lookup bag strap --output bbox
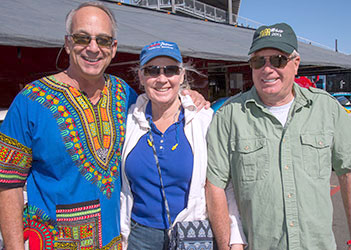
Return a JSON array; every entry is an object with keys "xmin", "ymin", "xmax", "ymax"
[{"xmin": 147, "ymin": 120, "xmax": 173, "ymax": 231}]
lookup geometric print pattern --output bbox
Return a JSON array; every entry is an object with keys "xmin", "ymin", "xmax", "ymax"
[
  {"xmin": 23, "ymin": 205, "xmax": 57, "ymax": 250},
  {"xmin": 55, "ymin": 200, "xmax": 102, "ymax": 249},
  {"xmin": 0, "ymin": 132, "xmax": 32, "ymax": 187},
  {"xmin": 23, "ymin": 203, "xmax": 122, "ymax": 250},
  {"xmin": 20, "ymin": 74, "xmax": 127, "ymax": 198}
]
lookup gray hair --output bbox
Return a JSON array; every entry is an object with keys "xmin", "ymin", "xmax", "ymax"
[
  {"xmin": 181, "ymin": 61, "xmax": 206, "ymax": 90},
  {"xmin": 290, "ymin": 49, "xmax": 300, "ymax": 58},
  {"xmin": 65, "ymin": 1, "xmax": 118, "ymax": 39}
]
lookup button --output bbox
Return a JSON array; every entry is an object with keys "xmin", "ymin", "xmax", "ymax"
[
  {"xmin": 285, "ymin": 165, "xmax": 289, "ymax": 170},
  {"xmin": 159, "ymin": 146, "xmax": 163, "ymax": 150},
  {"xmin": 245, "ymin": 146, "xmax": 249, "ymax": 150},
  {"xmin": 290, "ymin": 222, "xmax": 294, "ymax": 227},
  {"xmin": 283, "ymin": 138, "xmax": 286, "ymax": 142},
  {"xmin": 160, "ymin": 140, "xmax": 164, "ymax": 143},
  {"xmin": 319, "ymin": 141, "xmax": 323, "ymax": 146},
  {"xmin": 287, "ymin": 194, "xmax": 292, "ymax": 198}
]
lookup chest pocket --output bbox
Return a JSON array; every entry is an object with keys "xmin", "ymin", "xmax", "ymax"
[
  {"xmin": 300, "ymin": 133, "xmax": 332, "ymax": 178},
  {"xmin": 231, "ymin": 138, "xmax": 269, "ymax": 182}
]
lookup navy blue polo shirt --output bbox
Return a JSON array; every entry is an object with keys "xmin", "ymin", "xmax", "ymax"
[{"xmin": 125, "ymin": 101, "xmax": 194, "ymax": 229}]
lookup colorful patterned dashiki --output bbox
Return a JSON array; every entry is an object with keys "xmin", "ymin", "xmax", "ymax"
[{"xmin": 0, "ymin": 74, "xmax": 137, "ymax": 250}]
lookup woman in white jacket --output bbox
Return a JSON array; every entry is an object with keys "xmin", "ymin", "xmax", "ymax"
[{"xmin": 120, "ymin": 40, "xmax": 246, "ymax": 250}]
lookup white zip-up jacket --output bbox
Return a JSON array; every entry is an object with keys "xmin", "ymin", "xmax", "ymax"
[{"xmin": 120, "ymin": 93, "xmax": 246, "ymax": 249}]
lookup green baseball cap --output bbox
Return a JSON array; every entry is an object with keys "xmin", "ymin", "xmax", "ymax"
[{"xmin": 248, "ymin": 23, "xmax": 298, "ymax": 55}]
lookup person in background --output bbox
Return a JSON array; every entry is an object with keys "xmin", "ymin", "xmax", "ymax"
[
  {"xmin": 206, "ymin": 22, "xmax": 351, "ymax": 250},
  {"xmin": 0, "ymin": 3, "xmax": 208, "ymax": 249},
  {"xmin": 120, "ymin": 40, "xmax": 246, "ymax": 250}
]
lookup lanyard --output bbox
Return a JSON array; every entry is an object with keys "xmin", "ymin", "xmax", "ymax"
[{"xmin": 147, "ymin": 118, "xmax": 173, "ymax": 231}]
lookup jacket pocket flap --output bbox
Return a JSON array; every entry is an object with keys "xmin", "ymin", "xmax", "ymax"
[
  {"xmin": 300, "ymin": 134, "xmax": 331, "ymax": 148},
  {"xmin": 231, "ymin": 138, "xmax": 266, "ymax": 153}
]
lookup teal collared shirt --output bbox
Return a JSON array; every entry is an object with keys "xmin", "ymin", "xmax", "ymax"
[{"xmin": 207, "ymin": 83, "xmax": 351, "ymax": 250}]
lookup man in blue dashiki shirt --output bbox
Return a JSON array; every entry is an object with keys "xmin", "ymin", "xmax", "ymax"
[
  {"xmin": 0, "ymin": 2, "xmax": 136, "ymax": 249},
  {"xmin": 0, "ymin": 3, "xmax": 208, "ymax": 249}
]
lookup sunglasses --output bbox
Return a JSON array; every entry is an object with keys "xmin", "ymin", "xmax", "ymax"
[
  {"xmin": 68, "ymin": 33, "xmax": 114, "ymax": 47},
  {"xmin": 141, "ymin": 65, "xmax": 182, "ymax": 77},
  {"xmin": 249, "ymin": 55, "xmax": 296, "ymax": 69}
]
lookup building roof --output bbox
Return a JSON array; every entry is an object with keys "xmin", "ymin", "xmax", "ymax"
[{"xmin": 1, "ymin": 0, "xmax": 351, "ymax": 69}]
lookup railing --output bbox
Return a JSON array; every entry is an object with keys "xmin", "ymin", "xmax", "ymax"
[
  {"xmin": 233, "ymin": 15, "xmax": 262, "ymax": 29},
  {"xmin": 128, "ymin": 0, "xmax": 228, "ymax": 23},
  {"xmin": 178, "ymin": 0, "xmax": 227, "ymax": 23},
  {"xmin": 118, "ymin": 0, "xmax": 269, "ymax": 27}
]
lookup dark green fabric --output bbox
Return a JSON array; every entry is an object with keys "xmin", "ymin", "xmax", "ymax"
[{"xmin": 249, "ymin": 22, "xmax": 298, "ymax": 54}]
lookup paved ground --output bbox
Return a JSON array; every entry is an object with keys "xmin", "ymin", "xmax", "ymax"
[{"xmin": 331, "ymin": 171, "xmax": 349, "ymax": 250}]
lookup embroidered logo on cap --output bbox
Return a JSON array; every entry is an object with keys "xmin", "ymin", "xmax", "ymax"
[
  {"xmin": 147, "ymin": 41, "xmax": 175, "ymax": 51},
  {"xmin": 259, "ymin": 28, "xmax": 284, "ymax": 38}
]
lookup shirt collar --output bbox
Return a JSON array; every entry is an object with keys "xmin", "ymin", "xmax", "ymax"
[
  {"xmin": 244, "ymin": 82, "xmax": 312, "ymax": 110},
  {"xmin": 145, "ymin": 101, "xmax": 185, "ymax": 123},
  {"xmin": 292, "ymin": 83, "xmax": 313, "ymax": 109}
]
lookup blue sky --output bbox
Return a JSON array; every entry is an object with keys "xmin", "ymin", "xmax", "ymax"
[{"xmin": 239, "ymin": 0, "xmax": 351, "ymax": 55}]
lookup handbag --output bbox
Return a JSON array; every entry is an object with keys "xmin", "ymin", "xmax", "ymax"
[
  {"xmin": 169, "ymin": 220, "xmax": 216, "ymax": 250},
  {"xmin": 147, "ymin": 124, "xmax": 216, "ymax": 250}
]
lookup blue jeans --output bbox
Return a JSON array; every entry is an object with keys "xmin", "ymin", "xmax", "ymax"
[{"xmin": 127, "ymin": 219, "xmax": 169, "ymax": 250}]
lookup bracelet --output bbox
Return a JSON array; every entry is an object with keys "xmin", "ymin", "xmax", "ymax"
[{"xmin": 347, "ymin": 240, "xmax": 351, "ymax": 246}]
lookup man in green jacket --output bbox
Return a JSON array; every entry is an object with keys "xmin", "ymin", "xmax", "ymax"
[{"xmin": 206, "ymin": 22, "xmax": 351, "ymax": 250}]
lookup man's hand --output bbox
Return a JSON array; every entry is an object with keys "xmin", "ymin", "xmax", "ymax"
[
  {"xmin": 230, "ymin": 244, "xmax": 245, "ymax": 250},
  {"xmin": 338, "ymin": 172, "xmax": 351, "ymax": 249},
  {"xmin": 181, "ymin": 89, "xmax": 210, "ymax": 110}
]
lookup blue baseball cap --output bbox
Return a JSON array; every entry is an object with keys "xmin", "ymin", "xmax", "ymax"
[{"xmin": 140, "ymin": 40, "xmax": 183, "ymax": 66}]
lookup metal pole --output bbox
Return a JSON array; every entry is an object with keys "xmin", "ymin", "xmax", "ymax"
[
  {"xmin": 225, "ymin": 69, "xmax": 230, "ymax": 97},
  {"xmin": 228, "ymin": 0, "xmax": 233, "ymax": 24},
  {"xmin": 171, "ymin": 0, "xmax": 175, "ymax": 13},
  {"xmin": 157, "ymin": 0, "xmax": 160, "ymax": 10},
  {"xmin": 335, "ymin": 39, "xmax": 338, "ymax": 52}
]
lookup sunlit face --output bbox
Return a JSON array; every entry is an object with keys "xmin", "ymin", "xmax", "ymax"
[
  {"xmin": 65, "ymin": 6, "xmax": 117, "ymax": 81},
  {"xmin": 251, "ymin": 48, "xmax": 300, "ymax": 106},
  {"xmin": 138, "ymin": 56, "xmax": 185, "ymax": 106}
]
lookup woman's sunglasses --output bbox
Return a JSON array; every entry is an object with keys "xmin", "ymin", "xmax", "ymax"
[
  {"xmin": 249, "ymin": 54, "xmax": 296, "ymax": 70},
  {"xmin": 141, "ymin": 65, "xmax": 182, "ymax": 77},
  {"xmin": 68, "ymin": 33, "xmax": 114, "ymax": 47}
]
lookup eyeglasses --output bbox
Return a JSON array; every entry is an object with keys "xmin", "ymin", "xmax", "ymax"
[
  {"xmin": 68, "ymin": 33, "xmax": 114, "ymax": 47},
  {"xmin": 141, "ymin": 65, "xmax": 182, "ymax": 77},
  {"xmin": 249, "ymin": 55, "xmax": 296, "ymax": 70}
]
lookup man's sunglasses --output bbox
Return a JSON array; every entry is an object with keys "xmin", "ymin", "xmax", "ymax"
[
  {"xmin": 68, "ymin": 33, "xmax": 114, "ymax": 47},
  {"xmin": 249, "ymin": 55, "xmax": 296, "ymax": 70},
  {"xmin": 141, "ymin": 65, "xmax": 182, "ymax": 77}
]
